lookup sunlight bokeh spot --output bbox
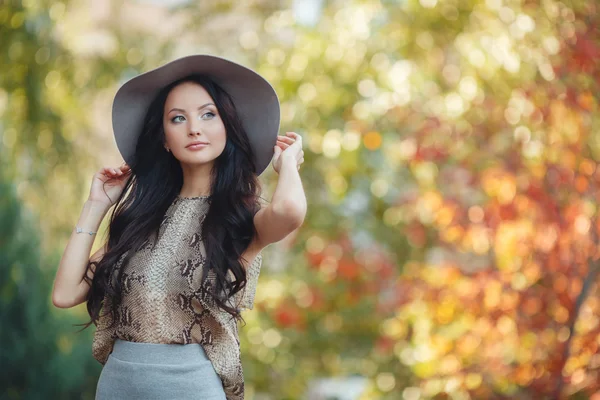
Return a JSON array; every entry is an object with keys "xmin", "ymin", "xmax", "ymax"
[
  {"xmin": 376, "ymin": 372, "xmax": 396, "ymax": 392},
  {"xmin": 322, "ymin": 129, "xmax": 342, "ymax": 158},
  {"xmin": 266, "ymin": 48, "xmax": 286, "ymax": 66},
  {"xmin": 370, "ymin": 178, "xmax": 389, "ymax": 198},
  {"xmin": 239, "ymin": 30, "xmax": 260, "ymax": 49},
  {"xmin": 298, "ymin": 82, "xmax": 317, "ymax": 103},
  {"xmin": 383, "ymin": 207, "xmax": 403, "ymax": 226},
  {"xmin": 363, "ymin": 131, "xmax": 382, "ymax": 151},
  {"xmin": 263, "ymin": 328, "xmax": 282, "ymax": 348},
  {"xmin": 126, "ymin": 48, "xmax": 143, "ymax": 65},
  {"xmin": 341, "ymin": 130, "xmax": 361, "ymax": 151}
]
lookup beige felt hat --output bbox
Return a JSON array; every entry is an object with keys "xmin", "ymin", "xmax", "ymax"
[{"xmin": 111, "ymin": 54, "xmax": 281, "ymax": 176}]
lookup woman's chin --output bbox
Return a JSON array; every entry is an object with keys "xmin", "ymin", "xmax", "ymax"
[{"xmin": 179, "ymin": 157, "xmax": 216, "ymax": 168}]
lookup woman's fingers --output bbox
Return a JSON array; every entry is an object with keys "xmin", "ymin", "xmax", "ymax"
[
  {"xmin": 278, "ymin": 132, "xmax": 302, "ymax": 147},
  {"xmin": 102, "ymin": 166, "xmax": 130, "ymax": 178},
  {"xmin": 276, "ymin": 141, "xmax": 290, "ymax": 150},
  {"xmin": 277, "ymin": 138, "xmax": 303, "ymax": 152},
  {"xmin": 278, "ymin": 135, "xmax": 294, "ymax": 143}
]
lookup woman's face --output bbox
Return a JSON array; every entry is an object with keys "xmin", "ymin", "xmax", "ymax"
[{"xmin": 163, "ymin": 81, "xmax": 227, "ymax": 167}]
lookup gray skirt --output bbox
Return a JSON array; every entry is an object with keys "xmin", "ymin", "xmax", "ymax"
[{"xmin": 95, "ymin": 339, "xmax": 226, "ymax": 400}]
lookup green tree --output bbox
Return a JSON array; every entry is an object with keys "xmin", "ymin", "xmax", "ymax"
[{"xmin": 0, "ymin": 175, "xmax": 102, "ymax": 399}]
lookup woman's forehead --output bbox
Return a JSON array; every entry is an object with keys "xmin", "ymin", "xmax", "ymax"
[{"xmin": 165, "ymin": 81, "xmax": 213, "ymax": 107}]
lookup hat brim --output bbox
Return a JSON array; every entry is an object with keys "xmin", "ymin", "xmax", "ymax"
[{"xmin": 112, "ymin": 54, "xmax": 280, "ymax": 176}]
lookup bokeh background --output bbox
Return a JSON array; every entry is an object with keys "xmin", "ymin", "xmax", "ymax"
[{"xmin": 2, "ymin": 0, "xmax": 600, "ymax": 399}]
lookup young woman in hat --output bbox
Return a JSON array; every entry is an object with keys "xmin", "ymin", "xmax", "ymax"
[{"xmin": 52, "ymin": 55, "xmax": 306, "ymax": 400}]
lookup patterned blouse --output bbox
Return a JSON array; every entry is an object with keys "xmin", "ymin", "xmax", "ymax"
[{"xmin": 92, "ymin": 195, "xmax": 264, "ymax": 400}]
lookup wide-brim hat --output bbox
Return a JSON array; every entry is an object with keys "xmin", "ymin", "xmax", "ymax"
[{"xmin": 111, "ymin": 54, "xmax": 280, "ymax": 176}]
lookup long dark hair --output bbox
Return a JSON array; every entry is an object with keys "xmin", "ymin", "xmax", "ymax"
[{"xmin": 76, "ymin": 74, "xmax": 264, "ymax": 332}]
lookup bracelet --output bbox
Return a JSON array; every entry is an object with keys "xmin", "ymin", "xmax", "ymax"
[{"xmin": 76, "ymin": 226, "xmax": 97, "ymax": 235}]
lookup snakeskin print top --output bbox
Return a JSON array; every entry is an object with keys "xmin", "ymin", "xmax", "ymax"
[{"xmin": 91, "ymin": 195, "xmax": 263, "ymax": 400}]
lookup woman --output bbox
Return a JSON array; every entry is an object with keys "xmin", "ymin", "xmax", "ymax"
[{"xmin": 52, "ymin": 55, "xmax": 307, "ymax": 400}]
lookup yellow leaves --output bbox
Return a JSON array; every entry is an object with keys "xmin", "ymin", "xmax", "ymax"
[
  {"xmin": 456, "ymin": 334, "xmax": 481, "ymax": 357},
  {"xmin": 431, "ymin": 334, "xmax": 454, "ymax": 355},
  {"xmin": 484, "ymin": 281, "xmax": 502, "ymax": 310},
  {"xmin": 494, "ymin": 220, "xmax": 533, "ymax": 272},
  {"xmin": 441, "ymin": 225, "xmax": 463, "ymax": 244},
  {"xmin": 436, "ymin": 204, "xmax": 455, "ymax": 227},
  {"xmin": 412, "ymin": 161, "xmax": 439, "ymax": 186},
  {"xmin": 548, "ymin": 100, "xmax": 583, "ymax": 146},
  {"xmin": 497, "ymin": 315, "xmax": 516, "ymax": 336},
  {"xmin": 381, "ymin": 318, "xmax": 407, "ymax": 340},
  {"xmin": 438, "ymin": 355, "xmax": 462, "ymax": 375},
  {"xmin": 510, "ymin": 272, "xmax": 528, "ymax": 290},
  {"xmin": 416, "ymin": 190, "xmax": 443, "ymax": 224},
  {"xmin": 481, "ymin": 167, "xmax": 516, "ymax": 204},
  {"xmin": 464, "ymin": 373, "xmax": 483, "ymax": 390},
  {"xmin": 462, "ymin": 225, "xmax": 491, "ymax": 254},
  {"xmin": 422, "ymin": 266, "xmax": 461, "ymax": 287},
  {"xmin": 413, "ymin": 360, "xmax": 437, "ymax": 378},
  {"xmin": 436, "ymin": 298, "xmax": 457, "ymax": 324},
  {"xmin": 523, "ymin": 261, "xmax": 541, "ymax": 283}
]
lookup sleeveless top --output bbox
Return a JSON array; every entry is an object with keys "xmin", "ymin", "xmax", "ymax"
[{"xmin": 91, "ymin": 195, "xmax": 264, "ymax": 400}]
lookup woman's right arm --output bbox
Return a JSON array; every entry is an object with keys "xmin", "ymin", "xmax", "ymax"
[
  {"xmin": 53, "ymin": 163, "xmax": 131, "ymax": 308},
  {"xmin": 52, "ymin": 200, "xmax": 111, "ymax": 309}
]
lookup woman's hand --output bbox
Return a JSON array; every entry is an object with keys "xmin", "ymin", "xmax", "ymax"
[
  {"xmin": 271, "ymin": 131, "xmax": 304, "ymax": 174},
  {"xmin": 88, "ymin": 163, "xmax": 132, "ymax": 207}
]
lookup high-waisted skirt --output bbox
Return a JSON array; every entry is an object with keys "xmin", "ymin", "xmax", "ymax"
[{"xmin": 95, "ymin": 339, "xmax": 226, "ymax": 400}]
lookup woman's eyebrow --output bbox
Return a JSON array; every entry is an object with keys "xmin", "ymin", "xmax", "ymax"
[{"xmin": 167, "ymin": 103, "xmax": 215, "ymax": 114}]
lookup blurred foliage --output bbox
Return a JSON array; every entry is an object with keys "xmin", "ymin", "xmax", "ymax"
[
  {"xmin": 0, "ymin": 172, "xmax": 100, "ymax": 399},
  {"xmin": 2, "ymin": 0, "xmax": 600, "ymax": 399}
]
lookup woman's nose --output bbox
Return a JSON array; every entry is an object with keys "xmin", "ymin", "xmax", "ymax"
[{"xmin": 188, "ymin": 119, "xmax": 202, "ymax": 135}]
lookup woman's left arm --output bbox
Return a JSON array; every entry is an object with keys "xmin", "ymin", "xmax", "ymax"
[
  {"xmin": 251, "ymin": 132, "xmax": 306, "ymax": 250},
  {"xmin": 270, "ymin": 156, "xmax": 307, "ymax": 222}
]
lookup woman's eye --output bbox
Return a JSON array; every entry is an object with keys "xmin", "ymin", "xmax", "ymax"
[{"xmin": 171, "ymin": 112, "xmax": 214, "ymax": 123}]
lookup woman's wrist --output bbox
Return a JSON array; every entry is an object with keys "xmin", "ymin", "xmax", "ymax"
[
  {"xmin": 84, "ymin": 199, "xmax": 112, "ymax": 215},
  {"xmin": 278, "ymin": 155, "xmax": 298, "ymax": 173}
]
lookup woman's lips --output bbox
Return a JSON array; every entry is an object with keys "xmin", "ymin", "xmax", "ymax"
[{"xmin": 187, "ymin": 143, "xmax": 209, "ymax": 150}]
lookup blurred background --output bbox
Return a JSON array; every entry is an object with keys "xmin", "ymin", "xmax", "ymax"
[{"xmin": 2, "ymin": 0, "xmax": 600, "ymax": 399}]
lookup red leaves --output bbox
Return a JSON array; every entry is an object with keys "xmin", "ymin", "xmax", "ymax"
[
  {"xmin": 569, "ymin": 31, "xmax": 600, "ymax": 75},
  {"xmin": 273, "ymin": 301, "xmax": 305, "ymax": 331},
  {"xmin": 337, "ymin": 258, "xmax": 360, "ymax": 280}
]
